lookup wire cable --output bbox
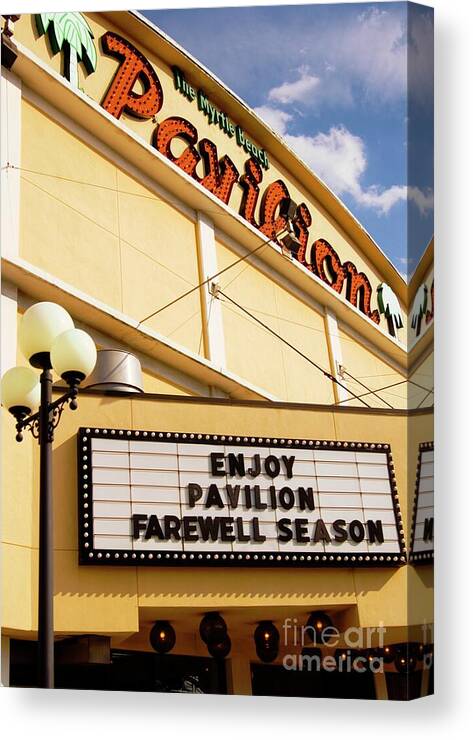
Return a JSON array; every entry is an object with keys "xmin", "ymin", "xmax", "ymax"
[
  {"xmin": 416, "ymin": 388, "xmax": 434, "ymax": 409},
  {"xmin": 11, "ymin": 165, "xmax": 426, "ymax": 408},
  {"xmin": 218, "ymin": 289, "xmax": 373, "ymax": 408},
  {"xmin": 335, "ymin": 378, "xmax": 433, "ymax": 405},
  {"xmin": 339, "ymin": 368, "xmax": 395, "ymax": 409},
  {"xmin": 3, "ymin": 164, "xmax": 248, "ymax": 219},
  {"xmin": 137, "ymin": 229, "xmax": 284, "ymax": 327}
]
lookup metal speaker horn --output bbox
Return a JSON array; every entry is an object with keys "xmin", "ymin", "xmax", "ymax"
[{"xmin": 83, "ymin": 349, "xmax": 143, "ymax": 393}]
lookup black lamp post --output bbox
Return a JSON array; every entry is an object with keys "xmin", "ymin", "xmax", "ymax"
[{"xmin": 1, "ymin": 301, "xmax": 97, "ymax": 688}]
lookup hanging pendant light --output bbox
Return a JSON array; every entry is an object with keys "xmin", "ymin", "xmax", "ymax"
[
  {"xmin": 149, "ymin": 620, "xmax": 176, "ymax": 654},
  {"xmin": 254, "ymin": 621, "xmax": 279, "ymax": 663}
]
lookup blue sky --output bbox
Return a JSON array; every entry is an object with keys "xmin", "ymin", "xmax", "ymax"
[{"xmin": 140, "ymin": 2, "xmax": 433, "ymax": 277}]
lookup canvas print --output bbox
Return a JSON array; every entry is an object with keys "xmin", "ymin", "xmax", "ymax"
[{"xmin": 0, "ymin": 3, "xmax": 433, "ymax": 700}]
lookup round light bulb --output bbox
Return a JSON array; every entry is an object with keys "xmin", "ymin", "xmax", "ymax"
[
  {"xmin": 51, "ymin": 328, "xmax": 97, "ymax": 385},
  {"xmin": 1, "ymin": 366, "xmax": 40, "ymax": 415},
  {"xmin": 51, "ymin": 329, "xmax": 97, "ymax": 384},
  {"xmin": 19, "ymin": 302, "xmax": 74, "ymax": 367}
]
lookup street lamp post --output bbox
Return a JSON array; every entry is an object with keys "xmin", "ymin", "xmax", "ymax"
[{"xmin": 1, "ymin": 302, "xmax": 97, "ymax": 688}]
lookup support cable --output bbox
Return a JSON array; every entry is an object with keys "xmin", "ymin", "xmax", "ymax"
[
  {"xmin": 339, "ymin": 368, "xmax": 395, "ymax": 409},
  {"xmin": 218, "ymin": 289, "xmax": 372, "ymax": 408},
  {"xmin": 137, "ymin": 230, "xmax": 282, "ymax": 327}
]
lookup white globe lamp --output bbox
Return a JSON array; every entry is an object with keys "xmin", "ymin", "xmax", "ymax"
[
  {"xmin": 19, "ymin": 302, "xmax": 74, "ymax": 368},
  {"xmin": 51, "ymin": 328, "xmax": 97, "ymax": 387},
  {"xmin": 1, "ymin": 366, "xmax": 41, "ymax": 419}
]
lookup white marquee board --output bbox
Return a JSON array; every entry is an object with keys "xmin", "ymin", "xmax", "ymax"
[
  {"xmin": 410, "ymin": 443, "xmax": 434, "ymax": 563},
  {"xmin": 78, "ymin": 428, "xmax": 406, "ymax": 567}
]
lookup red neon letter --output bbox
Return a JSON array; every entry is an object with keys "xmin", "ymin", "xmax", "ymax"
[
  {"xmin": 154, "ymin": 117, "xmax": 200, "ymax": 177},
  {"xmin": 258, "ymin": 180, "xmax": 291, "ymax": 242},
  {"xmin": 311, "ymin": 239, "xmax": 346, "ymax": 294},
  {"xmin": 199, "ymin": 139, "xmax": 239, "ymax": 205},
  {"xmin": 101, "ymin": 31, "xmax": 163, "ymax": 120},
  {"xmin": 344, "ymin": 261, "xmax": 380, "ymax": 323},
  {"xmin": 239, "ymin": 158, "xmax": 263, "ymax": 228},
  {"xmin": 293, "ymin": 203, "xmax": 312, "ymax": 265}
]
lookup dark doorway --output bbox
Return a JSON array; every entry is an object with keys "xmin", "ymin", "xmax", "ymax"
[
  {"xmin": 9, "ymin": 640, "xmax": 227, "ymax": 694},
  {"xmin": 385, "ymin": 669, "xmax": 424, "ymax": 701},
  {"xmin": 108, "ymin": 650, "xmax": 226, "ymax": 694},
  {"xmin": 251, "ymin": 662, "xmax": 376, "ymax": 699}
]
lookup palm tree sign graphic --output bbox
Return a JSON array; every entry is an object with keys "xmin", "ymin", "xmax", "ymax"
[
  {"xmin": 35, "ymin": 12, "xmax": 97, "ymax": 88},
  {"xmin": 377, "ymin": 283, "xmax": 403, "ymax": 339}
]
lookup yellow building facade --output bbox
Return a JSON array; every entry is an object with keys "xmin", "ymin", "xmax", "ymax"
[{"xmin": 1, "ymin": 11, "xmax": 433, "ymax": 698}]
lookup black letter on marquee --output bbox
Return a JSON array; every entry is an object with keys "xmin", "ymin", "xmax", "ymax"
[
  {"xmin": 183, "ymin": 517, "xmax": 199, "ymax": 542},
  {"xmin": 236, "ymin": 517, "xmax": 251, "ymax": 542},
  {"xmin": 188, "ymin": 483, "xmax": 203, "ymax": 507},
  {"xmin": 332, "ymin": 519, "xmax": 348, "ymax": 543},
  {"xmin": 349, "ymin": 520, "xmax": 365, "ymax": 543},
  {"xmin": 198, "ymin": 517, "xmax": 221, "ymax": 542},
  {"xmin": 205, "ymin": 484, "xmax": 225, "ymax": 508},
  {"xmin": 228, "ymin": 453, "xmax": 245, "ymax": 477},
  {"xmin": 279, "ymin": 487, "xmax": 295, "ymax": 510},
  {"xmin": 313, "ymin": 519, "xmax": 331, "ymax": 544},
  {"xmin": 226, "ymin": 484, "xmax": 240, "ymax": 508},
  {"xmin": 253, "ymin": 486, "xmax": 267, "ymax": 510},
  {"xmin": 298, "ymin": 487, "xmax": 315, "ymax": 511},
  {"xmin": 277, "ymin": 518, "xmax": 293, "ymax": 542},
  {"xmin": 423, "ymin": 517, "xmax": 434, "ymax": 542},
  {"xmin": 252, "ymin": 518, "xmax": 266, "ymax": 543},
  {"xmin": 264, "ymin": 455, "xmax": 281, "ymax": 478},
  {"xmin": 281, "ymin": 455, "xmax": 295, "ymax": 478},
  {"xmin": 132, "ymin": 514, "xmax": 148, "ymax": 539},
  {"xmin": 220, "ymin": 518, "xmax": 236, "ymax": 543},
  {"xmin": 367, "ymin": 519, "xmax": 384, "ymax": 544},
  {"xmin": 210, "ymin": 452, "xmax": 226, "ymax": 476},
  {"xmin": 295, "ymin": 519, "xmax": 310, "ymax": 543},
  {"xmin": 246, "ymin": 455, "xmax": 261, "ymax": 478},
  {"xmin": 164, "ymin": 515, "xmax": 182, "ymax": 541},
  {"xmin": 145, "ymin": 514, "xmax": 164, "ymax": 540}
]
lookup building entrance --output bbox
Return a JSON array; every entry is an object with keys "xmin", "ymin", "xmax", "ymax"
[
  {"xmin": 251, "ymin": 662, "xmax": 376, "ymax": 699},
  {"xmin": 9, "ymin": 640, "xmax": 227, "ymax": 694}
]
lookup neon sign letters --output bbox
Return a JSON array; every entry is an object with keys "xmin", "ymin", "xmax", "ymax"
[{"xmin": 97, "ymin": 30, "xmax": 392, "ymax": 327}]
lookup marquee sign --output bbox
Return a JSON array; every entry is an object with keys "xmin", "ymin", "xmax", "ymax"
[
  {"xmin": 409, "ymin": 443, "xmax": 434, "ymax": 563},
  {"xmin": 78, "ymin": 427, "xmax": 406, "ymax": 567}
]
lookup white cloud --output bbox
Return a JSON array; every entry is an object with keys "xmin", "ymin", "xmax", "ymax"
[
  {"xmin": 253, "ymin": 113, "xmax": 433, "ymax": 217},
  {"xmin": 248, "ymin": 5, "xmax": 433, "ymax": 220},
  {"xmin": 406, "ymin": 8, "xmax": 434, "ymax": 104},
  {"xmin": 268, "ymin": 67, "xmax": 320, "ymax": 105},
  {"xmin": 408, "ymin": 186, "xmax": 434, "ymax": 215},
  {"xmin": 354, "ymin": 184, "xmax": 407, "ymax": 215},
  {"xmin": 397, "ymin": 256, "xmax": 416, "ymax": 279},
  {"xmin": 345, "ymin": 7, "xmax": 407, "ymax": 101},
  {"xmin": 284, "ymin": 125, "xmax": 367, "ymax": 200},
  {"xmin": 253, "ymin": 105, "xmax": 292, "ymax": 136},
  {"xmin": 260, "ymin": 6, "xmax": 431, "ymax": 112}
]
